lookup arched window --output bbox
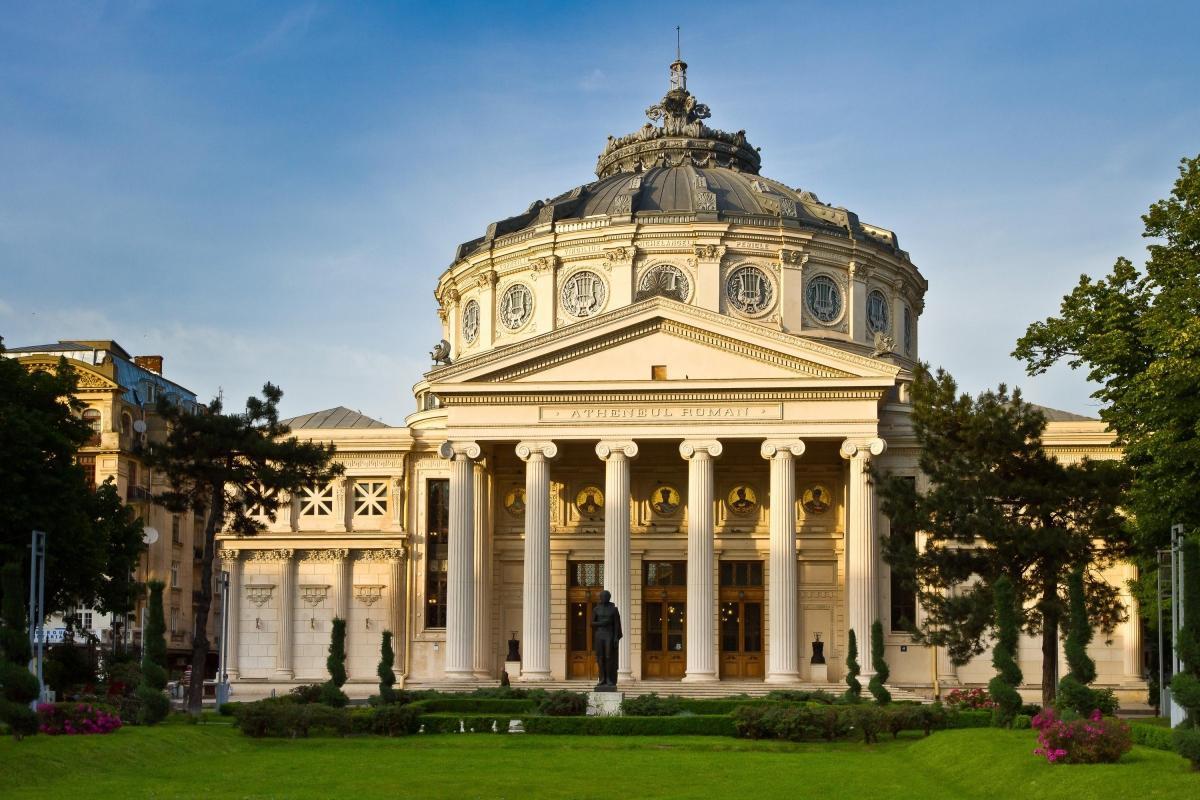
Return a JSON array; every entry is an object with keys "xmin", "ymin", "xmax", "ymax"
[
  {"xmin": 82, "ymin": 409, "xmax": 101, "ymax": 445},
  {"xmin": 121, "ymin": 412, "xmax": 133, "ymax": 436}
]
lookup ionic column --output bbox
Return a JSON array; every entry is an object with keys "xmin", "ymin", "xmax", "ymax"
[
  {"xmin": 328, "ymin": 548, "xmax": 351, "ymax": 618},
  {"xmin": 596, "ymin": 440, "xmax": 638, "ymax": 682},
  {"xmin": 762, "ymin": 439, "xmax": 806, "ymax": 683},
  {"xmin": 274, "ymin": 548, "xmax": 296, "ymax": 679},
  {"xmin": 472, "ymin": 460, "xmax": 493, "ymax": 678},
  {"xmin": 219, "ymin": 549, "xmax": 241, "ymax": 680},
  {"xmin": 840, "ymin": 438, "xmax": 886, "ymax": 678},
  {"xmin": 386, "ymin": 548, "xmax": 407, "ymax": 674},
  {"xmin": 438, "ymin": 441, "xmax": 481, "ymax": 680},
  {"xmin": 516, "ymin": 441, "xmax": 557, "ymax": 680},
  {"xmin": 680, "ymin": 439, "xmax": 722, "ymax": 683},
  {"xmin": 1122, "ymin": 563, "xmax": 1142, "ymax": 681}
]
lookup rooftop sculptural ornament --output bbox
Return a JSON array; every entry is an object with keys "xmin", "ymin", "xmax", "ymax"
[
  {"xmin": 430, "ymin": 339, "xmax": 452, "ymax": 366},
  {"xmin": 591, "ymin": 589, "xmax": 622, "ymax": 691}
]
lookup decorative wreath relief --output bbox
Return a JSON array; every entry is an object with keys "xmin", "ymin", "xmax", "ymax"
[
  {"xmin": 461, "ymin": 299, "xmax": 480, "ymax": 343},
  {"xmin": 725, "ymin": 265, "xmax": 774, "ymax": 315},
  {"xmin": 561, "ymin": 270, "xmax": 608, "ymax": 318},
  {"xmin": 499, "ymin": 284, "xmax": 534, "ymax": 330}
]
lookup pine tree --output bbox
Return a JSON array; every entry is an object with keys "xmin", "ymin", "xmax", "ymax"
[
  {"xmin": 1056, "ymin": 567, "xmax": 1101, "ymax": 716},
  {"xmin": 136, "ymin": 580, "xmax": 170, "ymax": 724},
  {"xmin": 1171, "ymin": 536, "xmax": 1200, "ymax": 768},
  {"xmin": 844, "ymin": 629, "xmax": 862, "ymax": 703},
  {"xmin": 0, "ymin": 563, "xmax": 40, "ymax": 739},
  {"xmin": 988, "ymin": 575, "xmax": 1023, "ymax": 727},
  {"xmin": 868, "ymin": 620, "xmax": 891, "ymax": 705},
  {"xmin": 378, "ymin": 630, "xmax": 396, "ymax": 704}
]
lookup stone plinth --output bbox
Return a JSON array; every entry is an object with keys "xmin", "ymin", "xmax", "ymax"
[
  {"xmin": 587, "ymin": 691, "xmax": 624, "ymax": 717},
  {"xmin": 809, "ymin": 662, "xmax": 829, "ymax": 683}
]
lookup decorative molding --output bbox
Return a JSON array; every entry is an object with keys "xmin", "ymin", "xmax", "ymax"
[
  {"xmin": 761, "ymin": 439, "xmax": 806, "ymax": 459},
  {"xmin": 299, "ymin": 585, "xmax": 330, "ymax": 607},
  {"xmin": 218, "ymin": 548, "xmax": 239, "ymax": 562},
  {"xmin": 438, "ymin": 441, "xmax": 482, "ymax": 460},
  {"xmin": 679, "ymin": 440, "xmax": 724, "ymax": 460},
  {"xmin": 302, "ymin": 548, "xmax": 350, "ymax": 562},
  {"xmin": 247, "ymin": 548, "xmax": 294, "ymax": 563},
  {"xmin": 358, "ymin": 547, "xmax": 408, "ymax": 563},
  {"xmin": 693, "ymin": 244, "xmax": 725, "ymax": 261},
  {"xmin": 840, "ymin": 438, "xmax": 887, "ymax": 461},
  {"xmin": 245, "ymin": 585, "xmax": 275, "ymax": 607},
  {"xmin": 354, "ymin": 585, "xmax": 386, "ymax": 607},
  {"xmin": 516, "ymin": 441, "xmax": 559, "ymax": 461},
  {"xmin": 442, "ymin": 388, "xmax": 888, "ymax": 406},
  {"xmin": 595, "ymin": 440, "xmax": 639, "ymax": 460}
]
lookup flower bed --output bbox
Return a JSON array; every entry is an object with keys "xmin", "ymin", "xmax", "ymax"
[
  {"xmin": 37, "ymin": 702, "xmax": 122, "ymax": 735},
  {"xmin": 944, "ymin": 688, "xmax": 995, "ymax": 711},
  {"xmin": 1031, "ymin": 708, "xmax": 1132, "ymax": 764}
]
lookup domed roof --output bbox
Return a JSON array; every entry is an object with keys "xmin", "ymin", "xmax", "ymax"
[{"xmin": 452, "ymin": 61, "xmax": 905, "ymax": 262}]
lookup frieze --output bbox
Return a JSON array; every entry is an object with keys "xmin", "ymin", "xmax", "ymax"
[
  {"xmin": 302, "ymin": 548, "xmax": 350, "ymax": 562},
  {"xmin": 540, "ymin": 403, "xmax": 783, "ymax": 423},
  {"xmin": 247, "ymin": 548, "xmax": 294, "ymax": 562},
  {"xmin": 335, "ymin": 455, "xmax": 408, "ymax": 469},
  {"xmin": 357, "ymin": 547, "xmax": 408, "ymax": 563},
  {"xmin": 445, "ymin": 388, "xmax": 886, "ymax": 406}
]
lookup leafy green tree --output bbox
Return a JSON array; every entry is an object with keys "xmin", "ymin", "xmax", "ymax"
[
  {"xmin": 844, "ymin": 629, "xmax": 862, "ymax": 703},
  {"xmin": 378, "ymin": 630, "xmax": 396, "ymax": 704},
  {"xmin": 136, "ymin": 580, "xmax": 169, "ymax": 725},
  {"xmin": 988, "ymin": 575, "xmax": 1023, "ymax": 727},
  {"xmin": 89, "ymin": 479, "xmax": 146, "ymax": 639},
  {"xmin": 0, "ymin": 340, "xmax": 137, "ymax": 615},
  {"xmin": 1172, "ymin": 537, "xmax": 1200, "ymax": 767},
  {"xmin": 868, "ymin": 621, "xmax": 891, "ymax": 705},
  {"xmin": 878, "ymin": 366, "xmax": 1131, "ymax": 705},
  {"xmin": 146, "ymin": 383, "xmax": 341, "ymax": 713},
  {"xmin": 0, "ymin": 563, "xmax": 40, "ymax": 739},
  {"xmin": 1013, "ymin": 154, "xmax": 1200, "ymax": 548}
]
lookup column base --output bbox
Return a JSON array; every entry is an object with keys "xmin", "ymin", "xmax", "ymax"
[
  {"xmin": 274, "ymin": 669, "xmax": 294, "ymax": 680},
  {"xmin": 617, "ymin": 670, "xmax": 634, "ymax": 684},
  {"xmin": 764, "ymin": 671, "xmax": 802, "ymax": 685},
  {"xmin": 681, "ymin": 672, "xmax": 719, "ymax": 683},
  {"xmin": 518, "ymin": 670, "xmax": 552, "ymax": 682},
  {"xmin": 444, "ymin": 670, "xmax": 476, "ymax": 681}
]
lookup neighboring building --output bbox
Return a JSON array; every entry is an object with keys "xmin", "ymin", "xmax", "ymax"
[
  {"xmin": 6, "ymin": 340, "xmax": 218, "ymax": 674},
  {"xmin": 216, "ymin": 62, "xmax": 1144, "ymax": 701}
]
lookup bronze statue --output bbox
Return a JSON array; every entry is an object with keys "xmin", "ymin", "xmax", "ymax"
[{"xmin": 591, "ymin": 590, "xmax": 622, "ymax": 691}]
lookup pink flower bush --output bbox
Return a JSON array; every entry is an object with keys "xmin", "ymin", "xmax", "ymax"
[
  {"xmin": 37, "ymin": 702, "xmax": 123, "ymax": 736},
  {"xmin": 945, "ymin": 688, "xmax": 996, "ymax": 710},
  {"xmin": 1031, "ymin": 707, "xmax": 1131, "ymax": 764}
]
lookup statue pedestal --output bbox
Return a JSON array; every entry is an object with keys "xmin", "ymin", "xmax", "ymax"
[
  {"xmin": 809, "ymin": 662, "xmax": 829, "ymax": 683},
  {"xmin": 587, "ymin": 691, "xmax": 624, "ymax": 717},
  {"xmin": 503, "ymin": 660, "xmax": 521, "ymax": 680}
]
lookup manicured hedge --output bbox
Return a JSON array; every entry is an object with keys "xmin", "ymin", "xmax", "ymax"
[
  {"xmin": 732, "ymin": 702, "xmax": 947, "ymax": 742},
  {"xmin": 521, "ymin": 714, "xmax": 735, "ymax": 736},
  {"xmin": 417, "ymin": 713, "xmax": 512, "ymax": 734},
  {"xmin": 408, "ymin": 698, "xmax": 538, "ymax": 715},
  {"xmin": 1130, "ymin": 720, "xmax": 1176, "ymax": 752},
  {"xmin": 234, "ymin": 700, "xmax": 420, "ymax": 738},
  {"xmin": 946, "ymin": 709, "xmax": 992, "ymax": 729}
]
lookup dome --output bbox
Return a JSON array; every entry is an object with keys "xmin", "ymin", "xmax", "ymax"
[{"xmin": 454, "ymin": 60, "xmax": 905, "ymax": 263}]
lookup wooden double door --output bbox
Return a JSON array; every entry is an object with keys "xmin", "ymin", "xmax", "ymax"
[
  {"xmin": 567, "ymin": 561, "xmax": 603, "ymax": 680},
  {"xmin": 642, "ymin": 561, "xmax": 687, "ymax": 679},
  {"xmin": 719, "ymin": 561, "xmax": 764, "ymax": 679}
]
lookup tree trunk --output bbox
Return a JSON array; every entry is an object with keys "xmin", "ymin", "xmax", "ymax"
[
  {"xmin": 187, "ymin": 484, "xmax": 224, "ymax": 714},
  {"xmin": 1040, "ymin": 571, "xmax": 1060, "ymax": 707}
]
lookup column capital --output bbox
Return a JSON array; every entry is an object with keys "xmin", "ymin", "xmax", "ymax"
[
  {"xmin": 839, "ymin": 438, "xmax": 887, "ymax": 460},
  {"xmin": 760, "ymin": 439, "xmax": 805, "ymax": 459},
  {"xmin": 302, "ymin": 548, "xmax": 350, "ymax": 562},
  {"xmin": 595, "ymin": 440, "xmax": 639, "ymax": 460},
  {"xmin": 516, "ymin": 440, "xmax": 558, "ymax": 461},
  {"xmin": 218, "ymin": 548, "xmax": 240, "ymax": 562},
  {"xmin": 438, "ymin": 440, "xmax": 481, "ymax": 460},
  {"xmin": 679, "ymin": 439, "xmax": 723, "ymax": 460}
]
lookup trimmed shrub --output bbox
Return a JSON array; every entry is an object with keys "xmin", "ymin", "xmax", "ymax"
[
  {"xmin": 868, "ymin": 621, "xmax": 892, "ymax": 705},
  {"xmin": 730, "ymin": 705, "xmax": 773, "ymax": 739},
  {"xmin": 1173, "ymin": 728, "xmax": 1200, "ymax": 767},
  {"xmin": 419, "ymin": 713, "xmax": 510, "ymax": 734},
  {"xmin": 1032, "ymin": 707, "xmax": 1131, "ymax": 764},
  {"xmin": 290, "ymin": 684, "xmax": 325, "ymax": 704},
  {"xmin": 36, "ymin": 702, "xmax": 122, "ymax": 735},
  {"xmin": 844, "ymin": 629, "xmax": 862, "ymax": 703},
  {"xmin": 378, "ymin": 630, "xmax": 396, "ymax": 704},
  {"xmin": 235, "ymin": 700, "xmax": 351, "ymax": 738},
  {"xmin": 851, "ymin": 705, "xmax": 883, "ymax": 743},
  {"xmin": 620, "ymin": 693, "xmax": 684, "ymax": 717},
  {"xmin": 1130, "ymin": 721, "xmax": 1175, "ymax": 751},
  {"xmin": 327, "ymin": 618, "xmax": 347, "ymax": 688},
  {"xmin": 766, "ymin": 689, "xmax": 836, "ymax": 705},
  {"xmin": 409, "ymin": 698, "xmax": 538, "ymax": 715},
  {"xmin": 0, "ymin": 563, "xmax": 40, "ymax": 739},
  {"xmin": 947, "ymin": 709, "xmax": 992, "ymax": 728},
  {"xmin": 988, "ymin": 575, "xmax": 1023, "ymax": 727},
  {"xmin": 369, "ymin": 703, "xmax": 420, "ymax": 736},
  {"xmin": 136, "ymin": 581, "xmax": 170, "ymax": 726},
  {"xmin": 218, "ymin": 702, "xmax": 241, "ymax": 717},
  {"xmin": 319, "ymin": 682, "xmax": 349, "ymax": 708},
  {"xmin": 1056, "ymin": 567, "xmax": 1105, "ymax": 719},
  {"xmin": 1013, "ymin": 714, "xmax": 1032, "ymax": 730},
  {"xmin": 521, "ymin": 715, "xmax": 734, "ymax": 736},
  {"xmin": 537, "ymin": 690, "xmax": 587, "ymax": 716}
]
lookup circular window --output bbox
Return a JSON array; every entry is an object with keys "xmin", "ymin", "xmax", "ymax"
[
  {"xmin": 867, "ymin": 290, "xmax": 890, "ymax": 334},
  {"xmin": 805, "ymin": 275, "xmax": 843, "ymax": 324},
  {"xmin": 498, "ymin": 284, "xmax": 534, "ymax": 330},
  {"xmin": 461, "ymin": 299, "xmax": 480, "ymax": 344},
  {"xmin": 636, "ymin": 264, "xmax": 691, "ymax": 303},
  {"xmin": 560, "ymin": 270, "xmax": 608, "ymax": 318},
  {"xmin": 725, "ymin": 265, "xmax": 775, "ymax": 316}
]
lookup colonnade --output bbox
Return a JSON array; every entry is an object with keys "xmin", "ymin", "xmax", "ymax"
[{"xmin": 438, "ymin": 436, "xmax": 887, "ymax": 684}]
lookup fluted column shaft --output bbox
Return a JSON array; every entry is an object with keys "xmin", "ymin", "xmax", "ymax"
[
  {"xmin": 473, "ymin": 461, "xmax": 493, "ymax": 677},
  {"xmin": 332, "ymin": 553, "xmax": 350, "ymax": 621},
  {"xmin": 681, "ymin": 440, "xmax": 722, "ymax": 682},
  {"xmin": 439, "ymin": 441, "xmax": 480, "ymax": 679},
  {"xmin": 1122, "ymin": 564, "xmax": 1142, "ymax": 680},
  {"xmin": 275, "ymin": 551, "xmax": 296, "ymax": 678},
  {"xmin": 762, "ymin": 440, "xmax": 805, "ymax": 683},
  {"xmin": 388, "ymin": 551, "xmax": 406, "ymax": 673},
  {"xmin": 597, "ymin": 441, "xmax": 638, "ymax": 682},
  {"xmin": 517, "ymin": 441, "xmax": 557, "ymax": 680},
  {"xmin": 841, "ymin": 438, "xmax": 886, "ymax": 678},
  {"xmin": 220, "ymin": 550, "xmax": 241, "ymax": 680}
]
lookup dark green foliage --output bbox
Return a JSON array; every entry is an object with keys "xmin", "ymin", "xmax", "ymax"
[
  {"xmin": 136, "ymin": 581, "xmax": 169, "ymax": 725},
  {"xmin": 946, "ymin": 709, "xmax": 993, "ymax": 728},
  {"xmin": 844, "ymin": 629, "xmax": 862, "ymax": 702},
  {"xmin": 766, "ymin": 689, "xmax": 837, "ymax": 705},
  {"xmin": 289, "ymin": 684, "xmax": 324, "ymax": 704},
  {"xmin": 620, "ymin": 692, "xmax": 683, "ymax": 716},
  {"xmin": 1056, "ymin": 567, "xmax": 1103, "ymax": 717},
  {"xmin": 731, "ymin": 703, "xmax": 944, "ymax": 742},
  {"xmin": 0, "ymin": 563, "xmax": 39, "ymax": 738},
  {"xmin": 519, "ymin": 715, "xmax": 734, "ymax": 736},
  {"xmin": 868, "ymin": 620, "xmax": 891, "ymax": 705},
  {"xmin": 145, "ymin": 382, "xmax": 342, "ymax": 712},
  {"xmin": 1129, "ymin": 720, "xmax": 1176, "ymax": 751},
  {"xmin": 408, "ymin": 698, "xmax": 537, "ymax": 715},
  {"xmin": 988, "ymin": 575, "xmax": 1023, "ymax": 727},
  {"xmin": 377, "ymin": 630, "xmax": 395, "ymax": 704},
  {"xmin": 1013, "ymin": 714, "xmax": 1032, "ymax": 730},
  {"xmin": 43, "ymin": 645, "xmax": 95, "ymax": 698},
  {"xmin": 1172, "ymin": 728, "xmax": 1200, "ymax": 768},
  {"xmin": 318, "ymin": 682, "xmax": 349, "ymax": 708},
  {"xmin": 327, "ymin": 617, "xmax": 347, "ymax": 688},
  {"xmin": 877, "ymin": 366, "xmax": 1131, "ymax": 705},
  {"xmin": 365, "ymin": 703, "xmax": 420, "ymax": 736},
  {"xmin": 236, "ymin": 701, "xmax": 351, "ymax": 738},
  {"xmin": 851, "ymin": 705, "xmax": 883, "ymax": 743},
  {"xmin": 537, "ymin": 690, "xmax": 587, "ymax": 716},
  {"xmin": 1172, "ymin": 535, "xmax": 1200, "ymax": 768}
]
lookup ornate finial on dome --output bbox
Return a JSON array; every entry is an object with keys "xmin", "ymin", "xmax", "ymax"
[{"xmin": 596, "ymin": 55, "xmax": 761, "ymax": 179}]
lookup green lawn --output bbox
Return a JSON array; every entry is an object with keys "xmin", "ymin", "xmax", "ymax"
[{"xmin": 1, "ymin": 721, "xmax": 1196, "ymax": 799}]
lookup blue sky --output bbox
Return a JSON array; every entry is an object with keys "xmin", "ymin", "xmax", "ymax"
[{"xmin": 1, "ymin": 1, "xmax": 1197, "ymax": 423}]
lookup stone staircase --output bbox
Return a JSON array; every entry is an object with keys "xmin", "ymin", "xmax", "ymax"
[{"xmin": 403, "ymin": 678, "xmax": 931, "ymax": 703}]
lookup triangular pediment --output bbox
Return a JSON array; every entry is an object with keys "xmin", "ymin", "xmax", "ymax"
[{"xmin": 428, "ymin": 298, "xmax": 899, "ymax": 388}]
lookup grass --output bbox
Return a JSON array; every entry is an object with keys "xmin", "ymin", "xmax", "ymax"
[{"xmin": 1, "ymin": 722, "xmax": 1196, "ymax": 799}]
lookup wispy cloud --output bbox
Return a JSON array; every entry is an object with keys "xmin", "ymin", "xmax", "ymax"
[{"xmin": 236, "ymin": 1, "xmax": 321, "ymax": 59}]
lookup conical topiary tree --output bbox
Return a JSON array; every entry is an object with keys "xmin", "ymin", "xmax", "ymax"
[
  {"xmin": 378, "ymin": 630, "xmax": 396, "ymax": 704},
  {"xmin": 868, "ymin": 620, "xmax": 892, "ymax": 705},
  {"xmin": 0, "ymin": 563, "xmax": 40, "ymax": 739},
  {"xmin": 136, "ymin": 580, "xmax": 170, "ymax": 724},
  {"xmin": 988, "ymin": 574, "xmax": 1023, "ymax": 727},
  {"xmin": 844, "ymin": 629, "xmax": 862, "ymax": 703},
  {"xmin": 1171, "ymin": 536, "xmax": 1200, "ymax": 768},
  {"xmin": 319, "ymin": 617, "xmax": 349, "ymax": 707},
  {"xmin": 1056, "ymin": 567, "xmax": 1100, "ymax": 717}
]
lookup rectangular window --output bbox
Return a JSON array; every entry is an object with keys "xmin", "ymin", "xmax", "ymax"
[
  {"xmin": 353, "ymin": 480, "xmax": 388, "ymax": 516},
  {"xmin": 425, "ymin": 478, "xmax": 450, "ymax": 628},
  {"xmin": 170, "ymin": 607, "xmax": 179, "ymax": 634},
  {"xmin": 651, "ymin": 365, "xmax": 667, "ymax": 380},
  {"xmin": 644, "ymin": 561, "xmax": 686, "ymax": 587},
  {"xmin": 719, "ymin": 561, "xmax": 763, "ymax": 587},
  {"xmin": 569, "ymin": 561, "xmax": 604, "ymax": 588},
  {"xmin": 77, "ymin": 455, "xmax": 97, "ymax": 491},
  {"xmin": 82, "ymin": 610, "xmax": 93, "ymax": 630},
  {"xmin": 171, "ymin": 560, "xmax": 180, "ymax": 588},
  {"xmin": 889, "ymin": 476, "xmax": 919, "ymax": 632},
  {"xmin": 172, "ymin": 514, "xmax": 181, "ymax": 545},
  {"xmin": 299, "ymin": 483, "xmax": 335, "ymax": 516}
]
